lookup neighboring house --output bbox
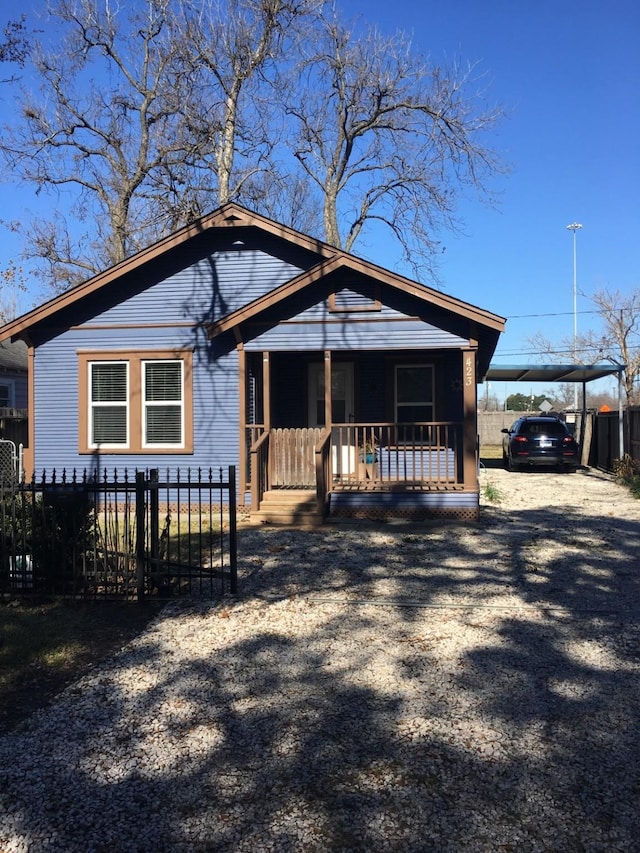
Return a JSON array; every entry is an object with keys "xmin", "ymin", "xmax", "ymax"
[
  {"xmin": 0, "ymin": 339, "xmax": 28, "ymax": 449},
  {"xmin": 0, "ymin": 204, "xmax": 505, "ymax": 523},
  {"xmin": 0, "ymin": 339, "xmax": 28, "ymax": 410}
]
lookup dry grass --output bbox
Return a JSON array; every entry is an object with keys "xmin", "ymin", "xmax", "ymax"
[
  {"xmin": 479, "ymin": 444, "xmax": 503, "ymax": 460},
  {"xmin": 0, "ymin": 599, "xmax": 161, "ymax": 734}
]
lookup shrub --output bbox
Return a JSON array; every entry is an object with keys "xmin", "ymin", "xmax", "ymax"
[
  {"xmin": 482, "ymin": 480, "xmax": 503, "ymax": 503},
  {"xmin": 1, "ymin": 487, "xmax": 96, "ymax": 593},
  {"xmin": 613, "ymin": 454, "xmax": 640, "ymax": 499}
]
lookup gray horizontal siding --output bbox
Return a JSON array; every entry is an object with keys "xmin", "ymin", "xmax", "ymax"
[
  {"xmin": 244, "ymin": 319, "xmax": 468, "ymax": 351},
  {"xmin": 33, "ymin": 329, "xmax": 240, "ymax": 477},
  {"xmin": 87, "ymin": 249, "xmax": 304, "ymax": 327}
]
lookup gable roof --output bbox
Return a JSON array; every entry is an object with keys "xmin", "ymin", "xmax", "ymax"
[
  {"xmin": 0, "ymin": 204, "xmax": 334, "ymax": 343},
  {"xmin": 208, "ymin": 249, "xmax": 505, "ymax": 339},
  {"xmin": 0, "ymin": 203, "xmax": 505, "ymax": 368}
]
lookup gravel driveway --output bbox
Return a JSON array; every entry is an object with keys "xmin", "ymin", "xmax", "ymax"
[{"xmin": 1, "ymin": 465, "xmax": 640, "ymax": 852}]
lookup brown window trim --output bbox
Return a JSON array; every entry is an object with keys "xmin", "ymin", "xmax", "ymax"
[{"xmin": 78, "ymin": 349, "xmax": 194, "ymax": 455}]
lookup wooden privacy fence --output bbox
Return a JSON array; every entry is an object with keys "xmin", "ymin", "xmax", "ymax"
[
  {"xmin": 590, "ymin": 407, "xmax": 640, "ymax": 472},
  {"xmin": 0, "ymin": 466, "xmax": 237, "ymax": 601}
]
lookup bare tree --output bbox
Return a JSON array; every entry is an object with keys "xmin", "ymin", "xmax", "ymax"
[
  {"xmin": 0, "ymin": 16, "xmax": 30, "ymax": 81},
  {"xmin": 0, "ymin": 260, "xmax": 28, "ymax": 324},
  {"xmin": 528, "ymin": 287, "xmax": 640, "ymax": 405},
  {"xmin": 1, "ymin": 0, "xmax": 202, "ymax": 289},
  {"xmin": 1, "ymin": 0, "xmax": 506, "ymax": 293},
  {"xmin": 174, "ymin": 0, "xmax": 315, "ymax": 209},
  {"xmin": 285, "ymin": 14, "xmax": 505, "ymax": 276},
  {"xmin": 578, "ymin": 289, "xmax": 640, "ymax": 405}
]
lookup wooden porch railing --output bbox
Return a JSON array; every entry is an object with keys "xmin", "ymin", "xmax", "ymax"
[
  {"xmin": 247, "ymin": 421, "xmax": 465, "ymax": 510},
  {"xmin": 315, "ymin": 428, "xmax": 332, "ymax": 513},
  {"xmin": 249, "ymin": 429, "xmax": 269, "ymax": 511},
  {"xmin": 329, "ymin": 423, "xmax": 463, "ymax": 489},
  {"xmin": 248, "ymin": 427, "xmax": 326, "ymax": 511},
  {"xmin": 271, "ymin": 428, "xmax": 324, "ymax": 487}
]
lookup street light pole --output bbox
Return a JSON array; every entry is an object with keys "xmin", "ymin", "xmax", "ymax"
[{"xmin": 566, "ymin": 222, "xmax": 583, "ymax": 409}]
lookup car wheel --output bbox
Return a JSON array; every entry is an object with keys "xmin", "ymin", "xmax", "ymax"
[
  {"xmin": 564, "ymin": 465, "xmax": 577, "ymax": 474},
  {"xmin": 507, "ymin": 455, "xmax": 519, "ymax": 472}
]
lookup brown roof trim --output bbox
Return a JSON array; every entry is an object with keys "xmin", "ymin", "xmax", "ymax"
[
  {"xmin": 0, "ymin": 203, "xmax": 337, "ymax": 341},
  {"xmin": 0, "ymin": 201, "xmax": 505, "ymax": 341},
  {"xmin": 209, "ymin": 255, "xmax": 345, "ymax": 336},
  {"xmin": 209, "ymin": 253, "xmax": 506, "ymax": 338}
]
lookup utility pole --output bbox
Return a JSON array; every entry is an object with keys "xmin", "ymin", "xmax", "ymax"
[{"xmin": 566, "ymin": 222, "xmax": 583, "ymax": 410}]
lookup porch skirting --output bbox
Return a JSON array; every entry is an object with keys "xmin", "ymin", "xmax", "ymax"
[{"xmin": 328, "ymin": 490, "xmax": 479, "ymax": 521}]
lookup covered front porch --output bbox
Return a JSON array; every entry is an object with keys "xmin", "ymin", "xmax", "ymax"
[{"xmin": 240, "ymin": 349, "xmax": 480, "ymax": 523}]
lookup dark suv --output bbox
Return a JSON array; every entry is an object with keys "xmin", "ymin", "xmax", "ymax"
[{"xmin": 501, "ymin": 416, "xmax": 580, "ymax": 472}]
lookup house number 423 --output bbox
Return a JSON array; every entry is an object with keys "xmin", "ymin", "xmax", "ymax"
[{"xmin": 464, "ymin": 355, "xmax": 473, "ymax": 386}]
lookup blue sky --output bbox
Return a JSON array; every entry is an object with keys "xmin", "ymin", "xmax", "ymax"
[
  {"xmin": 2, "ymin": 0, "xmax": 639, "ymax": 402},
  {"xmin": 343, "ymin": 0, "xmax": 640, "ymax": 399}
]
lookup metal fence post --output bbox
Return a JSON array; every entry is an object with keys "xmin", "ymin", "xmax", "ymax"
[
  {"xmin": 149, "ymin": 468, "xmax": 159, "ymax": 567},
  {"xmin": 228, "ymin": 465, "xmax": 237, "ymax": 594},
  {"xmin": 135, "ymin": 471, "xmax": 146, "ymax": 602}
]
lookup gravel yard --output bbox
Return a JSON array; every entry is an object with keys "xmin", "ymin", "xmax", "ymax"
[{"xmin": 1, "ymin": 465, "xmax": 640, "ymax": 852}]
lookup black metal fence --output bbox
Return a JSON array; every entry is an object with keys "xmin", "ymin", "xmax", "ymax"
[{"xmin": 0, "ymin": 466, "xmax": 237, "ymax": 601}]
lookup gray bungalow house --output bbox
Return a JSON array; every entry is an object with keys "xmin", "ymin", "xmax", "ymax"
[
  {"xmin": 0, "ymin": 339, "xmax": 28, "ymax": 449},
  {"xmin": 0, "ymin": 204, "xmax": 505, "ymax": 523},
  {"xmin": 0, "ymin": 339, "xmax": 28, "ymax": 410}
]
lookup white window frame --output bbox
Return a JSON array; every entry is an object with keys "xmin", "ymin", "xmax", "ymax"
[
  {"xmin": 142, "ymin": 359, "xmax": 185, "ymax": 448},
  {"xmin": 88, "ymin": 360, "xmax": 130, "ymax": 449}
]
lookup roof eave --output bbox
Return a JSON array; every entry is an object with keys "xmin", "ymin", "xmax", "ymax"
[
  {"xmin": 209, "ymin": 254, "xmax": 506, "ymax": 339},
  {"xmin": 0, "ymin": 202, "xmax": 337, "ymax": 342}
]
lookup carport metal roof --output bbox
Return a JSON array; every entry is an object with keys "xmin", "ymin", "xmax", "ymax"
[
  {"xmin": 485, "ymin": 362, "xmax": 626, "ymax": 457},
  {"xmin": 485, "ymin": 362, "xmax": 625, "ymax": 383}
]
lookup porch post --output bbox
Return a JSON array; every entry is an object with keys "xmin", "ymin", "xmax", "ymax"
[
  {"xmin": 237, "ymin": 344, "xmax": 247, "ymax": 496},
  {"xmin": 462, "ymin": 348, "xmax": 478, "ymax": 491},
  {"xmin": 24, "ymin": 344, "xmax": 35, "ymax": 480},
  {"xmin": 324, "ymin": 350, "xmax": 332, "ymax": 428},
  {"xmin": 263, "ymin": 352, "xmax": 271, "ymax": 430},
  {"xmin": 263, "ymin": 351, "xmax": 273, "ymax": 494}
]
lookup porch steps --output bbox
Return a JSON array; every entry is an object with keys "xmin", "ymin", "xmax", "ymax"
[{"xmin": 251, "ymin": 489, "xmax": 324, "ymax": 527}]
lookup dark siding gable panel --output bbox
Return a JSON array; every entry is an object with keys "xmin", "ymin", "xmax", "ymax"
[
  {"xmin": 78, "ymin": 249, "xmax": 307, "ymax": 328},
  {"xmin": 243, "ymin": 319, "xmax": 468, "ymax": 351}
]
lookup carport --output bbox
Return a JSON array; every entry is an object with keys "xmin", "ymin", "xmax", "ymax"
[{"xmin": 484, "ymin": 362, "xmax": 626, "ymax": 457}]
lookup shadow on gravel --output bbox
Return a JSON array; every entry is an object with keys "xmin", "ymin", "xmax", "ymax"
[{"xmin": 2, "ymin": 479, "xmax": 639, "ymax": 851}]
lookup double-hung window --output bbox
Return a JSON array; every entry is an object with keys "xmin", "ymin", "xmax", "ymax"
[
  {"xmin": 143, "ymin": 360, "xmax": 184, "ymax": 447},
  {"xmin": 79, "ymin": 350, "xmax": 193, "ymax": 454},
  {"xmin": 90, "ymin": 361, "xmax": 129, "ymax": 447}
]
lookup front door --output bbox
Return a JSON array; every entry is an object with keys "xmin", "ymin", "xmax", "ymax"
[
  {"xmin": 307, "ymin": 362, "xmax": 354, "ymax": 426},
  {"xmin": 308, "ymin": 362, "xmax": 355, "ymax": 477}
]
